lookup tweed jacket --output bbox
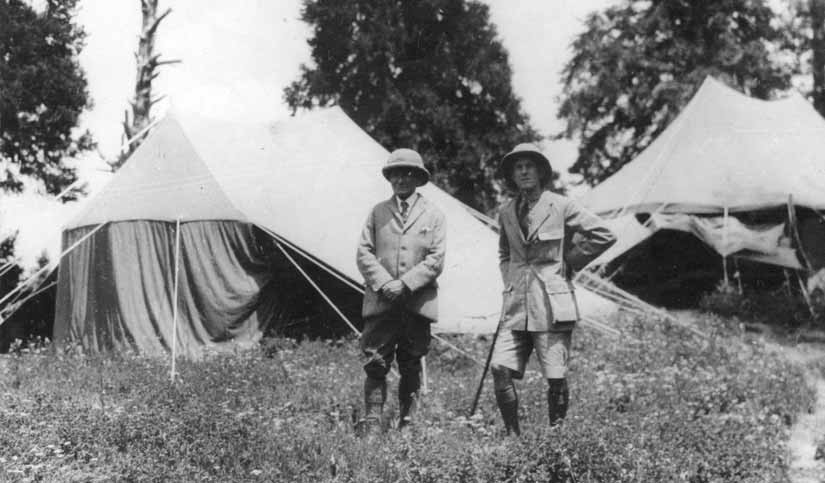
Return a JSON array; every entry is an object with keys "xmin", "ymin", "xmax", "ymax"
[
  {"xmin": 356, "ymin": 193, "xmax": 446, "ymax": 321},
  {"xmin": 498, "ymin": 190, "xmax": 615, "ymax": 332}
]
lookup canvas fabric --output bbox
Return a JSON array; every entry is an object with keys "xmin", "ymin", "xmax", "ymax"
[
  {"xmin": 589, "ymin": 214, "xmax": 803, "ymax": 270},
  {"xmin": 55, "ymin": 107, "xmax": 620, "ymax": 354},
  {"xmin": 582, "ymin": 77, "xmax": 825, "ymax": 216},
  {"xmin": 54, "ymin": 221, "xmax": 279, "ymax": 355}
]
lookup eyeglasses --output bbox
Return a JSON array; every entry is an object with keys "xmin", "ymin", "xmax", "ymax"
[{"xmin": 387, "ymin": 169, "xmax": 418, "ymax": 180}]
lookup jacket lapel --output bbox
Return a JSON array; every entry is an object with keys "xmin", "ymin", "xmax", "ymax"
[
  {"xmin": 402, "ymin": 195, "xmax": 426, "ymax": 233},
  {"xmin": 502, "ymin": 199, "xmax": 526, "ymax": 244},
  {"xmin": 526, "ymin": 191, "xmax": 554, "ymax": 241},
  {"xmin": 385, "ymin": 197, "xmax": 405, "ymax": 229}
]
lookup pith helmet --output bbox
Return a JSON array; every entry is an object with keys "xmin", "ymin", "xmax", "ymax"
[
  {"xmin": 499, "ymin": 143, "xmax": 553, "ymax": 186},
  {"xmin": 382, "ymin": 148, "xmax": 430, "ymax": 186}
]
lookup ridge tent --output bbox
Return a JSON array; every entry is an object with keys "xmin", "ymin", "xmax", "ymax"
[
  {"xmin": 54, "ymin": 107, "xmax": 618, "ymax": 355},
  {"xmin": 581, "ymin": 77, "xmax": 825, "ymax": 277}
]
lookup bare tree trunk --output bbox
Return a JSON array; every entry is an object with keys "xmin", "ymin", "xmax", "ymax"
[
  {"xmin": 111, "ymin": 0, "xmax": 179, "ymax": 170},
  {"xmin": 812, "ymin": 0, "xmax": 825, "ymax": 116}
]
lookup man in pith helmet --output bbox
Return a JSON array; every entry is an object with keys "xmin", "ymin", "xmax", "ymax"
[
  {"xmin": 356, "ymin": 148, "xmax": 446, "ymax": 433},
  {"xmin": 491, "ymin": 142, "xmax": 615, "ymax": 435}
]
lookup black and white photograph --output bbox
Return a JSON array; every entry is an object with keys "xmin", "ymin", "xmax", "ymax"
[{"xmin": 2, "ymin": 0, "xmax": 825, "ymax": 481}]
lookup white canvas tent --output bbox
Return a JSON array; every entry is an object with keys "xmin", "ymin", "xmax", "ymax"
[
  {"xmin": 581, "ymin": 77, "xmax": 825, "ymax": 270},
  {"xmin": 53, "ymin": 107, "xmax": 618, "ymax": 355}
]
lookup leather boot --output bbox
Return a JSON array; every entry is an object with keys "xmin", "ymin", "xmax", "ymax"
[
  {"xmin": 495, "ymin": 385, "xmax": 521, "ymax": 436},
  {"xmin": 398, "ymin": 391, "xmax": 418, "ymax": 429},
  {"xmin": 398, "ymin": 366, "xmax": 421, "ymax": 429},
  {"xmin": 547, "ymin": 378, "xmax": 569, "ymax": 427},
  {"xmin": 361, "ymin": 376, "xmax": 386, "ymax": 435},
  {"xmin": 492, "ymin": 366, "xmax": 521, "ymax": 436}
]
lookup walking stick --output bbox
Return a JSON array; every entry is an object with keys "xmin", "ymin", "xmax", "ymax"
[{"xmin": 469, "ymin": 318, "xmax": 504, "ymax": 416}]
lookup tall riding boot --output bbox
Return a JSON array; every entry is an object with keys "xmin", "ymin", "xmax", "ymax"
[
  {"xmin": 398, "ymin": 365, "xmax": 421, "ymax": 429},
  {"xmin": 495, "ymin": 384, "xmax": 521, "ymax": 436},
  {"xmin": 492, "ymin": 366, "xmax": 521, "ymax": 436},
  {"xmin": 362, "ymin": 375, "xmax": 386, "ymax": 434},
  {"xmin": 547, "ymin": 378, "xmax": 569, "ymax": 427}
]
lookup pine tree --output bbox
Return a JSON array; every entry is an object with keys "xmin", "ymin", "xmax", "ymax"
[{"xmin": 285, "ymin": 0, "xmax": 539, "ymax": 211}]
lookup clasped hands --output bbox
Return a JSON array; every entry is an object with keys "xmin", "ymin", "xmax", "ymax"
[{"xmin": 380, "ymin": 279, "xmax": 409, "ymax": 302}]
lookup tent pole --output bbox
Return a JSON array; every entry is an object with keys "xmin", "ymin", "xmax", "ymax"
[
  {"xmin": 121, "ymin": 117, "xmax": 163, "ymax": 153},
  {"xmin": 796, "ymin": 270, "xmax": 817, "ymax": 319},
  {"xmin": 733, "ymin": 257, "xmax": 743, "ymax": 295},
  {"xmin": 170, "ymin": 217, "xmax": 182, "ymax": 382},
  {"xmin": 52, "ymin": 179, "xmax": 83, "ymax": 201},
  {"xmin": 0, "ymin": 281, "xmax": 57, "ymax": 323},
  {"xmin": 722, "ymin": 204, "xmax": 729, "ymax": 287},
  {"xmin": 787, "ymin": 194, "xmax": 813, "ymax": 271},
  {"xmin": 0, "ymin": 260, "xmax": 17, "ymax": 278},
  {"xmin": 272, "ymin": 240, "xmax": 361, "ymax": 336},
  {"xmin": 272, "ymin": 240, "xmax": 403, "ymax": 379},
  {"xmin": 256, "ymin": 225, "xmax": 364, "ymax": 294},
  {"xmin": 577, "ymin": 270, "xmax": 707, "ymax": 339}
]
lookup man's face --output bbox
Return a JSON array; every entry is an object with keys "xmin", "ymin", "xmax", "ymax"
[
  {"xmin": 511, "ymin": 158, "xmax": 540, "ymax": 191},
  {"xmin": 388, "ymin": 168, "xmax": 418, "ymax": 198}
]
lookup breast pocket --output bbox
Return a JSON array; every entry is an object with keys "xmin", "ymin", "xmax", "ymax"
[
  {"xmin": 534, "ymin": 229, "xmax": 564, "ymax": 261},
  {"xmin": 416, "ymin": 225, "xmax": 435, "ymax": 246}
]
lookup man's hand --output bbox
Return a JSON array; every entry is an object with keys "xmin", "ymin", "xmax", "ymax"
[{"xmin": 380, "ymin": 280, "xmax": 407, "ymax": 302}]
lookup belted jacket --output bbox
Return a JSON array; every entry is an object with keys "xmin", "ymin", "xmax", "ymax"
[
  {"xmin": 356, "ymin": 194, "xmax": 446, "ymax": 321},
  {"xmin": 498, "ymin": 190, "xmax": 615, "ymax": 332}
]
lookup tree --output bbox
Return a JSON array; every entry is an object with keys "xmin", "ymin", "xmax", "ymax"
[
  {"xmin": 811, "ymin": 0, "xmax": 825, "ymax": 114},
  {"xmin": 285, "ymin": 0, "xmax": 539, "ymax": 212},
  {"xmin": 0, "ymin": 0, "xmax": 93, "ymax": 198},
  {"xmin": 558, "ymin": 0, "xmax": 797, "ymax": 185},
  {"xmin": 111, "ymin": 0, "xmax": 179, "ymax": 170}
]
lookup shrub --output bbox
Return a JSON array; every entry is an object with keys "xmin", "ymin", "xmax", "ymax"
[{"xmin": 700, "ymin": 280, "xmax": 824, "ymax": 329}]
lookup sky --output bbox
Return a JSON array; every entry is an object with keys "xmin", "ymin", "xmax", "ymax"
[{"xmin": 2, "ymin": 0, "xmax": 615, "ymax": 267}]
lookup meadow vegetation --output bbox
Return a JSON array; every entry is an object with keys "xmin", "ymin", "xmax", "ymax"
[
  {"xmin": 0, "ymin": 311, "xmax": 816, "ymax": 482},
  {"xmin": 699, "ymin": 281, "xmax": 825, "ymax": 332}
]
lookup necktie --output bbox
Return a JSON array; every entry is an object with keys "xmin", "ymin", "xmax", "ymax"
[
  {"xmin": 517, "ymin": 197, "xmax": 530, "ymax": 237},
  {"xmin": 400, "ymin": 200, "xmax": 409, "ymax": 222}
]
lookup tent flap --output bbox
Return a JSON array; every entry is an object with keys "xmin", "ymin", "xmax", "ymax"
[{"xmin": 55, "ymin": 221, "xmax": 279, "ymax": 355}]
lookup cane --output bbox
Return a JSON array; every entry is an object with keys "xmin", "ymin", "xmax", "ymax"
[{"xmin": 468, "ymin": 317, "xmax": 504, "ymax": 416}]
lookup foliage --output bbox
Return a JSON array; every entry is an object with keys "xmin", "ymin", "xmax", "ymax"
[
  {"xmin": 285, "ymin": 0, "xmax": 540, "ymax": 212},
  {"xmin": 0, "ymin": 0, "xmax": 94, "ymax": 198},
  {"xmin": 557, "ymin": 0, "xmax": 797, "ymax": 185},
  {"xmin": 0, "ymin": 311, "xmax": 815, "ymax": 482},
  {"xmin": 777, "ymin": 0, "xmax": 825, "ymax": 116},
  {"xmin": 0, "ymin": 235, "xmax": 55, "ymax": 352},
  {"xmin": 699, "ymin": 281, "xmax": 825, "ymax": 329}
]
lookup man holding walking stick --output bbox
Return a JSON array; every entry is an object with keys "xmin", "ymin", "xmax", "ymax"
[{"xmin": 489, "ymin": 143, "xmax": 615, "ymax": 435}]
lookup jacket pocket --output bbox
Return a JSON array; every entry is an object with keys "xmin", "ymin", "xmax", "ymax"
[
  {"xmin": 544, "ymin": 280, "xmax": 579, "ymax": 322},
  {"xmin": 534, "ymin": 229, "xmax": 564, "ymax": 261},
  {"xmin": 500, "ymin": 284, "xmax": 518, "ymax": 320}
]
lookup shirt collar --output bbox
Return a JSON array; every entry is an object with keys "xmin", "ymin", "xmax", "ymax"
[{"xmin": 395, "ymin": 191, "xmax": 419, "ymax": 211}]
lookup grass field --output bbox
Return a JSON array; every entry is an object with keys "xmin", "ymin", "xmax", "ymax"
[{"xmin": 0, "ymin": 312, "xmax": 817, "ymax": 482}]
